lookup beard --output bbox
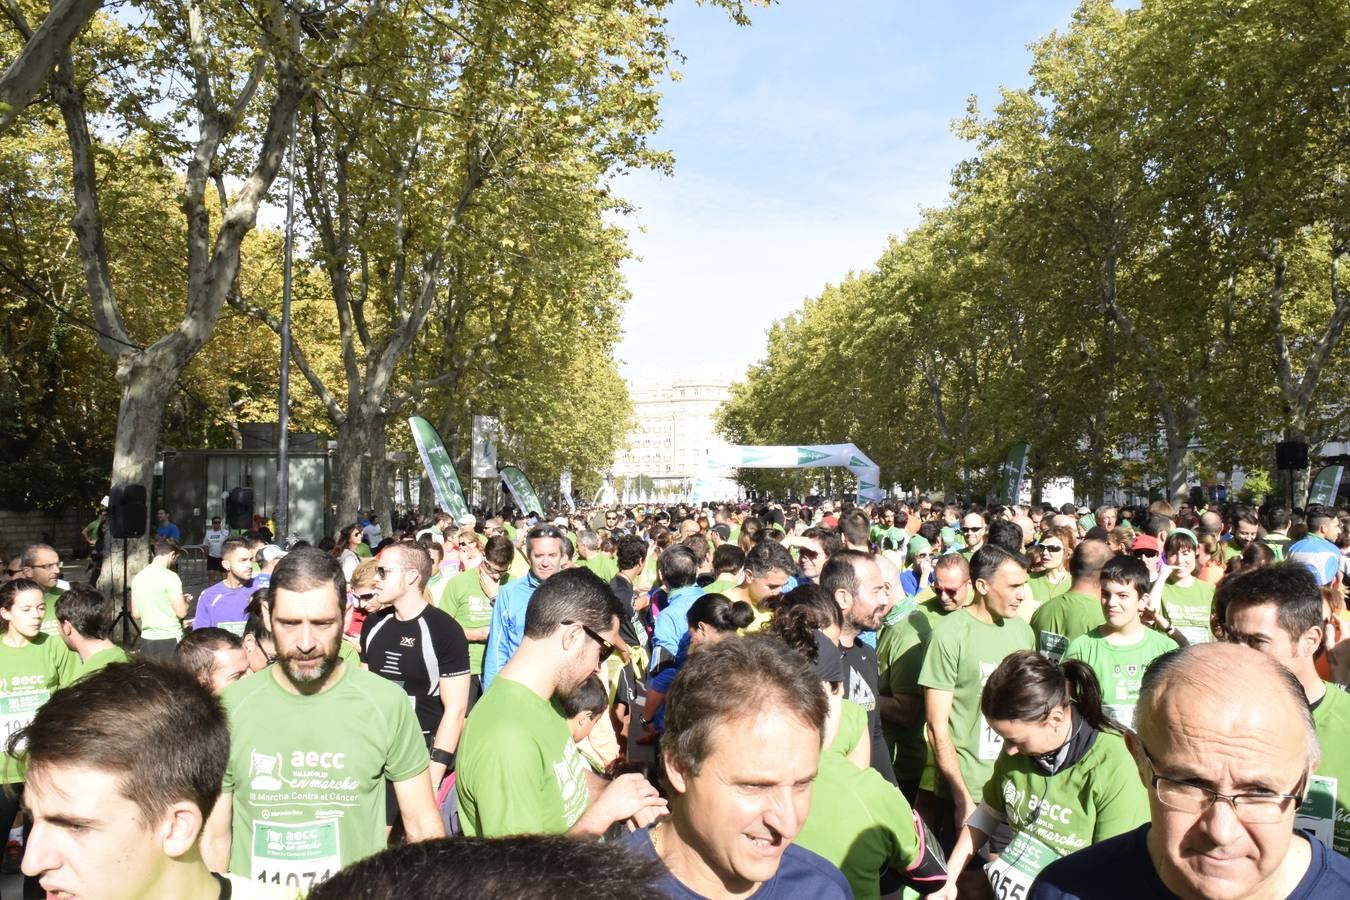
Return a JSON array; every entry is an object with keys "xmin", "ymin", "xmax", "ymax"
[{"xmin": 278, "ymin": 642, "xmax": 340, "ymax": 692}]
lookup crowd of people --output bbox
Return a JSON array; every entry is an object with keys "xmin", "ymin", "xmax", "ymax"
[{"xmin": 0, "ymin": 494, "xmax": 1346, "ymax": 898}]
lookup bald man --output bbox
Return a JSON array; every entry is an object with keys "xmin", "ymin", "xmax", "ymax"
[{"xmin": 1031, "ymin": 643, "xmax": 1350, "ymax": 899}]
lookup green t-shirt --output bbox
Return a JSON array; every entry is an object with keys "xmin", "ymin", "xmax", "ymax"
[
  {"xmin": 704, "ymin": 576, "xmax": 738, "ymax": 596},
  {"xmin": 1062, "ymin": 627, "xmax": 1177, "ymax": 727},
  {"xmin": 75, "ymin": 644, "xmax": 132, "ymax": 680},
  {"xmin": 795, "ymin": 751, "xmax": 920, "ymax": 900},
  {"xmin": 1027, "ymin": 572, "xmax": 1071, "ymax": 611},
  {"xmin": 353, "ymin": 543, "xmax": 372, "ymax": 559},
  {"xmin": 1031, "ymin": 592, "xmax": 1106, "ymax": 662},
  {"xmin": 827, "ymin": 698, "xmax": 867, "ymax": 759},
  {"xmin": 1304, "ymin": 684, "xmax": 1350, "ymax": 857},
  {"xmin": 41, "ymin": 587, "xmax": 63, "ymax": 637},
  {"xmin": 981, "ymin": 729, "xmax": 1149, "ymax": 895},
  {"xmin": 442, "ymin": 569, "xmax": 495, "ymax": 675},
  {"xmin": 220, "ymin": 662, "xmax": 429, "ymax": 883},
  {"xmin": 131, "ymin": 563, "xmax": 185, "ymax": 641},
  {"xmin": 578, "ymin": 553, "xmax": 619, "ymax": 583},
  {"xmin": 456, "ymin": 677, "xmax": 590, "ymax": 837},
  {"xmin": 878, "ymin": 597, "xmax": 953, "ymax": 783},
  {"xmin": 0, "ymin": 634, "xmax": 79, "ymax": 783},
  {"xmin": 918, "ymin": 608, "xmax": 1036, "ymax": 799},
  {"xmin": 425, "ymin": 571, "xmax": 449, "ymax": 609},
  {"xmin": 1160, "ymin": 579, "xmax": 1215, "ymax": 645}
]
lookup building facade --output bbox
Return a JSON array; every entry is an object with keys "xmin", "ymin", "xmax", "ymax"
[{"xmin": 611, "ymin": 374, "xmax": 740, "ymax": 503}]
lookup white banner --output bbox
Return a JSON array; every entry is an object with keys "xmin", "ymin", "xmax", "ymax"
[
  {"xmin": 471, "ymin": 415, "xmax": 499, "ymax": 479},
  {"xmin": 692, "ymin": 443, "xmax": 884, "ymax": 504}
]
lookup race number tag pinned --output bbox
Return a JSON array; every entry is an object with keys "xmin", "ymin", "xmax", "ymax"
[
  {"xmin": 1295, "ymin": 775, "xmax": 1337, "ymax": 847},
  {"xmin": 251, "ymin": 820, "xmax": 341, "ymax": 891}
]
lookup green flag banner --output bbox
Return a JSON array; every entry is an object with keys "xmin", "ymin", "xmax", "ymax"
[
  {"xmin": 1308, "ymin": 466, "xmax": 1344, "ymax": 507},
  {"xmin": 997, "ymin": 442, "xmax": 1030, "ymax": 506},
  {"xmin": 500, "ymin": 465, "xmax": 544, "ymax": 517},
  {"xmin": 407, "ymin": 416, "xmax": 470, "ymax": 520},
  {"xmin": 693, "ymin": 443, "xmax": 884, "ymax": 503}
]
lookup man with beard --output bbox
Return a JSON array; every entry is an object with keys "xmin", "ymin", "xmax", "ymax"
[
  {"xmin": 822, "ymin": 550, "xmax": 898, "ymax": 785},
  {"xmin": 203, "ymin": 548, "xmax": 444, "ymax": 880},
  {"xmin": 455, "ymin": 568, "xmax": 667, "ymax": 837}
]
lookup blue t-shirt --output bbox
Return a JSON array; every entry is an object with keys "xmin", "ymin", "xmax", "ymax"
[
  {"xmin": 156, "ymin": 522, "xmax": 181, "ymax": 541},
  {"xmin": 1031, "ymin": 824, "xmax": 1350, "ymax": 899},
  {"xmin": 481, "ymin": 571, "xmax": 540, "ymax": 691},
  {"xmin": 622, "ymin": 825, "xmax": 851, "ymax": 899}
]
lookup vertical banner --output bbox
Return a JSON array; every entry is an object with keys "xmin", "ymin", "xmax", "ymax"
[
  {"xmin": 997, "ymin": 442, "xmax": 1030, "ymax": 506},
  {"xmin": 407, "ymin": 416, "xmax": 470, "ymax": 520},
  {"xmin": 471, "ymin": 415, "xmax": 499, "ymax": 479},
  {"xmin": 499, "ymin": 465, "xmax": 544, "ymax": 517},
  {"xmin": 1308, "ymin": 466, "xmax": 1344, "ymax": 507},
  {"xmin": 560, "ymin": 469, "xmax": 576, "ymax": 512}
]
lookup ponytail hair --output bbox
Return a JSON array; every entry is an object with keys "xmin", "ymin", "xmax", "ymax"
[
  {"xmin": 766, "ymin": 583, "xmax": 841, "ymax": 661},
  {"xmin": 981, "ymin": 650, "xmax": 1121, "ymax": 734},
  {"xmin": 686, "ymin": 593, "xmax": 754, "ymax": 634}
]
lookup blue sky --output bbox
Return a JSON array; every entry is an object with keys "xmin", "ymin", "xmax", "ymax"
[{"xmin": 615, "ymin": 0, "xmax": 1092, "ymax": 381}]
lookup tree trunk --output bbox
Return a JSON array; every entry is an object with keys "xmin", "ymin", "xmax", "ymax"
[
  {"xmin": 331, "ymin": 417, "xmax": 370, "ymax": 528},
  {"xmin": 369, "ymin": 412, "xmax": 391, "ymax": 531},
  {"xmin": 98, "ymin": 352, "xmax": 174, "ymax": 596},
  {"xmin": 1166, "ymin": 441, "xmax": 1189, "ymax": 504}
]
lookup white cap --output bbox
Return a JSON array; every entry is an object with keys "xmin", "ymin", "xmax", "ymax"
[{"xmin": 260, "ymin": 544, "xmax": 287, "ymax": 563}]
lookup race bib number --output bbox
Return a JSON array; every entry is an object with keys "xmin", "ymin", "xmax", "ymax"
[
  {"xmin": 1295, "ymin": 775, "xmax": 1338, "ymax": 847},
  {"xmin": 1176, "ymin": 624, "xmax": 1211, "ymax": 645},
  {"xmin": 1105, "ymin": 704, "xmax": 1135, "ymax": 730},
  {"xmin": 978, "ymin": 662, "xmax": 1002, "ymax": 760},
  {"xmin": 0, "ymin": 691, "xmax": 49, "ymax": 751},
  {"xmin": 985, "ymin": 829, "xmax": 1060, "ymax": 900},
  {"xmin": 251, "ymin": 820, "xmax": 341, "ymax": 890},
  {"xmin": 1038, "ymin": 632, "xmax": 1068, "ymax": 662}
]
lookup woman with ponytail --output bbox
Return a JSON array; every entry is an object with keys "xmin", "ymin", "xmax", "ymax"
[{"xmin": 932, "ymin": 651, "xmax": 1148, "ymax": 900}]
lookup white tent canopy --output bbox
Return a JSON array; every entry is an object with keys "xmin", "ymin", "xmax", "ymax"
[{"xmin": 692, "ymin": 443, "xmax": 885, "ymax": 503}]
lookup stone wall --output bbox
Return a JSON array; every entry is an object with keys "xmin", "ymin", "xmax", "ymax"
[{"xmin": 0, "ymin": 508, "xmax": 87, "ymax": 557}]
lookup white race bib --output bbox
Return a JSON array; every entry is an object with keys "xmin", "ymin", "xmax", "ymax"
[
  {"xmin": 250, "ymin": 820, "xmax": 341, "ymax": 891},
  {"xmin": 978, "ymin": 662, "xmax": 1003, "ymax": 760},
  {"xmin": 0, "ymin": 691, "xmax": 49, "ymax": 751},
  {"xmin": 1296, "ymin": 775, "xmax": 1338, "ymax": 847},
  {"xmin": 1176, "ymin": 624, "xmax": 1211, "ymax": 645},
  {"xmin": 985, "ymin": 829, "xmax": 1060, "ymax": 900}
]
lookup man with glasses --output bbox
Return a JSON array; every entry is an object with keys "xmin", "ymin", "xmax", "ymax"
[
  {"xmin": 364, "ymin": 542, "xmax": 470, "ymax": 792},
  {"xmin": 1221, "ymin": 564, "xmax": 1350, "ymax": 859},
  {"xmin": 482, "ymin": 524, "xmax": 567, "ymax": 691},
  {"xmin": 1030, "ymin": 642, "xmax": 1350, "ymax": 898},
  {"xmin": 20, "ymin": 543, "xmax": 68, "ymax": 635},
  {"xmin": 959, "ymin": 513, "xmax": 987, "ymax": 559},
  {"xmin": 456, "ymin": 567, "xmax": 666, "ymax": 837},
  {"xmin": 443, "ymin": 535, "xmax": 515, "ymax": 706}
]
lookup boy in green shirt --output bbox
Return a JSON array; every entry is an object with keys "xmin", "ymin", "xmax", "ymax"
[{"xmin": 1063, "ymin": 556, "xmax": 1180, "ymax": 726}]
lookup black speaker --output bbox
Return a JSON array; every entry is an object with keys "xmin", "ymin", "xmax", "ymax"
[
  {"xmin": 1275, "ymin": 441, "xmax": 1309, "ymax": 470},
  {"xmin": 108, "ymin": 483, "xmax": 147, "ymax": 539},
  {"xmin": 226, "ymin": 487, "xmax": 254, "ymax": 530}
]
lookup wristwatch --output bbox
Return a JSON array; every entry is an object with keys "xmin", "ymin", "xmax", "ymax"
[{"xmin": 430, "ymin": 747, "xmax": 455, "ymax": 769}]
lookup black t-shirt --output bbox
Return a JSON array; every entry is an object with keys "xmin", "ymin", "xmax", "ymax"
[
  {"xmin": 608, "ymin": 574, "xmax": 647, "ymax": 648},
  {"xmin": 1031, "ymin": 824, "xmax": 1350, "ymax": 898},
  {"xmin": 840, "ymin": 639, "xmax": 897, "ymax": 786},
  {"xmin": 361, "ymin": 604, "xmax": 470, "ymax": 742}
]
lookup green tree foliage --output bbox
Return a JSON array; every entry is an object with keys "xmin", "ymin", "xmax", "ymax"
[{"xmin": 721, "ymin": 0, "xmax": 1349, "ymax": 505}]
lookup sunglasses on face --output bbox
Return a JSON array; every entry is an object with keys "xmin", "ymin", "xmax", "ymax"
[
  {"xmin": 1039, "ymin": 544, "xmax": 1064, "ymax": 553},
  {"xmin": 565, "ymin": 620, "xmax": 615, "ymax": 662},
  {"xmin": 1133, "ymin": 550, "xmax": 1159, "ymax": 558},
  {"xmin": 961, "ymin": 527, "xmax": 984, "ymax": 534},
  {"xmin": 352, "ymin": 591, "xmax": 377, "ymax": 602},
  {"xmin": 798, "ymin": 548, "xmax": 819, "ymax": 560},
  {"xmin": 3, "ymin": 569, "xmax": 21, "ymax": 577}
]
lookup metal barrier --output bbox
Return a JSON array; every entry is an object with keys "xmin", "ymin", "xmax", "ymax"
[{"xmin": 177, "ymin": 546, "xmax": 209, "ymax": 594}]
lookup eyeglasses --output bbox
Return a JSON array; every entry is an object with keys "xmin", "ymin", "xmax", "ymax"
[
  {"xmin": 1140, "ymin": 741, "xmax": 1305, "ymax": 824},
  {"xmin": 31, "ymin": 561, "xmax": 61, "ymax": 570},
  {"xmin": 564, "ymin": 620, "xmax": 615, "ymax": 662},
  {"xmin": 479, "ymin": 564, "xmax": 505, "ymax": 578},
  {"xmin": 1039, "ymin": 544, "xmax": 1064, "ymax": 553}
]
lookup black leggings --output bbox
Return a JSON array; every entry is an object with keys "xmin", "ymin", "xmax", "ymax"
[{"xmin": 0, "ymin": 783, "xmax": 42, "ymax": 899}]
